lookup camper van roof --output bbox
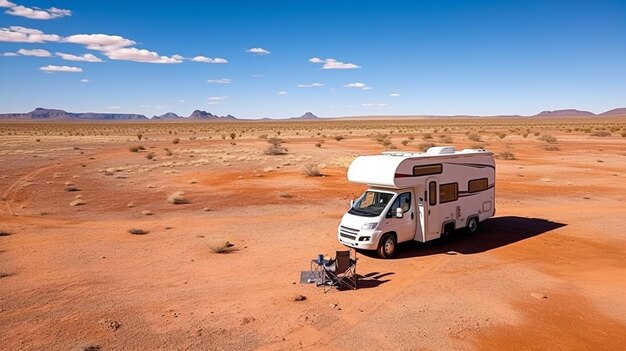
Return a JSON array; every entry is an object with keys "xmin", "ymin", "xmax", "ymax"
[{"xmin": 348, "ymin": 146, "xmax": 493, "ymax": 188}]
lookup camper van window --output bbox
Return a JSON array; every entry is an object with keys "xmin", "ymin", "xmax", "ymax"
[
  {"xmin": 468, "ymin": 178, "xmax": 488, "ymax": 192},
  {"xmin": 413, "ymin": 164, "xmax": 443, "ymax": 176},
  {"xmin": 389, "ymin": 192, "xmax": 411, "ymax": 215},
  {"xmin": 439, "ymin": 183, "xmax": 458, "ymax": 203},
  {"xmin": 428, "ymin": 182, "xmax": 437, "ymax": 206},
  {"xmin": 349, "ymin": 191, "xmax": 395, "ymax": 217}
]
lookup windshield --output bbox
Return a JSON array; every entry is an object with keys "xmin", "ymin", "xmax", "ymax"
[{"xmin": 348, "ymin": 190, "xmax": 395, "ymax": 217}]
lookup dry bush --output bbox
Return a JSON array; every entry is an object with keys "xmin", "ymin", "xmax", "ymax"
[
  {"xmin": 418, "ymin": 142, "xmax": 435, "ymax": 151},
  {"xmin": 267, "ymin": 137, "xmax": 283, "ymax": 147},
  {"xmin": 539, "ymin": 134, "xmax": 557, "ymax": 143},
  {"xmin": 258, "ymin": 134, "xmax": 268, "ymax": 139},
  {"xmin": 146, "ymin": 152, "xmax": 156, "ymax": 160},
  {"xmin": 163, "ymin": 148, "xmax": 172, "ymax": 156},
  {"xmin": 497, "ymin": 151, "xmax": 516, "ymax": 160},
  {"xmin": 401, "ymin": 139, "xmax": 410, "ymax": 146},
  {"xmin": 590, "ymin": 130, "xmax": 611, "ymax": 137},
  {"xmin": 422, "ymin": 133, "xmax": 433, "ymax": 140},
  {"xmin": 496, "ymin": 132, "xmax": 507, "ymax": 139},
  {"xmin": 467, "ymin": 133, "xmax": 482, "ymax": 142},
  {"xmin": 137, "ymin": 133, "xmax": 142, "ymax": 141},
  {"xmin": 70, "ymin": 199, "xmax": 85, "ymax": 206},
  {"xmin": 168, "ymin": 191, "xmax": 189, "ymax": 204},
  {"xmin": 265, "ymin": 145, "xmax": 288, "ymax": 155},
  {"xmin": 334, "ymin": 135, "xmax": 345, "ymax": 141},
  {"xmin": 540, "ymin": 144, "xmax": 560, "ymax": 151},
  {"xmin": 439, "ymin": 136, "xmax": 453, "ymax": 143},
  {"xmin": 230, "ymin": 132, "xmax": 236, "ymax": 140},
  {"xmin": 302, "ymin": 163, "xmax": 323, "ymax": 177},
  {"xmin": 315, "ymin": 142, "xmax": 322, "ymax": 148},
  {"xmin": 278, "ymin": 192, "xmax": 293, "ymax": 198},
  {"xmin": 128, "ymin": 228, "xmax": 148, "ymax": 235},
  {"xmin": 129, "ymin": 146, "xmax": 140, "ymax": 152},
  {"xmin": 621, "ymin": 132, "xmax": 626, "ymax": 138},
  {"xmin": 208, "ymin": 240, "xmax": 237, "ymax": 254},
  {"xmin": 172, "ymin": 138, "xmax": 180, "ymax": 144}
]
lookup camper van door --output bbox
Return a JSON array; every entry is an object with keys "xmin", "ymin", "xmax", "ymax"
[{"xmin": 426, "ymin": 177, "xmax": 439, "ymax": 237}]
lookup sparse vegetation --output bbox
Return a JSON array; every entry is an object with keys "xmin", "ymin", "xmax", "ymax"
[
  {"xmin": 315, "ymin": 142, "xmax": 322, "ymax": 148},
  {"xmin": 334, "ymin": 135, "xmax": 345, "ymax": 141},
  {"xmin": 418, "ymin": 142, "xmax": 435, "ymax": 151},
  {"xmin": 172, "ymin": 138, "xmax": 180, "ymax": 144},
  {"xmin": 146, "ymin": 152, "xmax": 156, "ymax": 160},
  {"xmin": 265, "ymin": 137, "xmax": 288, "ymax": 155},
  {"xmin": 128, "ymin": 228, "xmax": 148, "ymax": 235},
  {"xmin": 168, "ymin": 191, "xmax": 189, "ymax": 204},
  {"xmin": 498, "ymin": 151, "xmax": 516, "ymax": 160},
  {"xmin": 590, "ymin": 130, "xmax": 611, "ymax": 137},
  {"xmin": 208, "ymin": 240, "xmax": 237, "ymax": 253},
  {"xmin": 467, "ymin": 133, "xmax": 482, "ymax": 142},
  {"xmin": 539, "ymin": 134, "xmax": 558, "ymax": 143},
  {"xmin": 163, "ymin": 148, "xmax": 172, "ymax": 156},
  {"xmin": 540, "ymin": 144, "xmax": 560, "ymax": 151},
  {"xmin": 302, "ymin": 163, "xmax": 323, "ymax": 177}
]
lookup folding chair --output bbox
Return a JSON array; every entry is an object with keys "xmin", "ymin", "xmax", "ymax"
[{"xmin": 323, "ymin": 250, "xmax": 357, "ymax": 291}]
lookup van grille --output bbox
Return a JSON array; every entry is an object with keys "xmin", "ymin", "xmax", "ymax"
[{"xmin": 339, "ymin": 225, "xmax": 359, "ymax": 241}]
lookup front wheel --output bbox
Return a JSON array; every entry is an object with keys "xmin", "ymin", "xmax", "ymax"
[
  {"xmin": 467, "ymin": 217, "xmax": 479, "ymax": 234},
  {"xmin": 377, "ymin": 234, "xmax": 397, "ymax": 258}
]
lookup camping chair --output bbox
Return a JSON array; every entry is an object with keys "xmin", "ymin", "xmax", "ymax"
[{"xmin": 323, "ymin": 250, "xmax": 357, "ymax": 291}]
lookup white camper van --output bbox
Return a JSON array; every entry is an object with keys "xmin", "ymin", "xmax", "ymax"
[{"xmin": 337, "ymin": 146, "xmax": 495, "ymax": 258}]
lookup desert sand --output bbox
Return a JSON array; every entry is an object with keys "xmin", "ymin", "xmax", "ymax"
[{"xmin": 1, "ymin": 117, "xmax": 625, "ymax": 350}]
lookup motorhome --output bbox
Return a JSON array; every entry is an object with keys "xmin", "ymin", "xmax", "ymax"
[{"xmin": 337, "ymin": 146, "xmax": 495, "ymax": 258}]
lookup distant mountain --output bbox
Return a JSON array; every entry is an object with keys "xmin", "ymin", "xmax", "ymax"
[
  {"xmin": 290, "ymin": 112, "xmax": 319, "ymax": 120},
  {"xmin": 0, "ymin": 108, "xmax": 148, "ymax": 120},
  {"xmin": 153, "ymin": 112, "xmax": 181, "ymax": 120},
  {"xmin": 534, "ymin": 109, "xmax": 595, "ymax": 117},
  {"xmin": 187, "ymin": 110, "xmax": 237, "ymax": 120},
  {"xmin": 599, "ymin": 108, "xmax": 626, "ymax": 116}
]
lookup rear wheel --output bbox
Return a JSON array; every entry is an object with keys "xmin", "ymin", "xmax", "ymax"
[
  {"xmin": 441, "ymin": 223, "xmax": 455, "ymax": 240},
  {"xmin": 467, "ymin": 217, "xmax": 479, "ymax": 234},
  {"xmin": 377, "ymin": 234, "xmax": 397, "ymax": 258}
]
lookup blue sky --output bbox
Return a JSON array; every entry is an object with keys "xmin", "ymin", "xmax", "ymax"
[{"xmin": 1, "ymin": 0, "xmax": 625, "ymax": 118}]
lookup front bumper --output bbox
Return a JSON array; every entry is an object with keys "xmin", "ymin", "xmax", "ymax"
[{"xmin": 337, "ymin": 226, "xmax": 381, "ymax": 250}]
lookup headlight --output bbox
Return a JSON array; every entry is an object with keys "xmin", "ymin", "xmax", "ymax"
[{"xmin": 361, "ymin": 222, "xmax": 378, "ymax": 230}]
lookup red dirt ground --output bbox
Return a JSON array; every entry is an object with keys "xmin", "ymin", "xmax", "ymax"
[{"xmin": 0, "ymin": 119, "xmax": 625, "ymax": 350}]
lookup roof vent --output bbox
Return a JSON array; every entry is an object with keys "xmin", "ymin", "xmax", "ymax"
[{"xmin": 425, "ymin": 146, "xmax": 455, "ymax": 155}]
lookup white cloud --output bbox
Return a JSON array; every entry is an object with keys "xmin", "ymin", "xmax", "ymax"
[
  {"xmin": 39, "ymin": 65, "xmax": 82, "ymax": 73},
  {"xmin": 253, "ymin": 74, "xmax": 265, "ymax": 78},
  {"xmin": 63, "ymin": 34, "xmax": 135, "ymax": 51},
  {"xmin": 278, "ymin": 91, "xmax": 288, "ymax": 95},
  {"xmin": 17, "ymin": 48, "xmax": 51, "ymax": 57},
  {"xmin": 246, "ymin": 47, "xmax": 270, "ymax": 55},
  {"xmin": 362, "ymin": 103, "xmax": 389, "ymax": 107},
  {"xmin": 102, "ymin": 47, "xmax": 182, "ymax": 64},
  {"xmin": 108, "ymin": 106, "xmax": 122, "ymax": 110},
  {"xmin": 192, "ymin": 56, "xmax": 228, "ymax": 63},
  {"xmin": 390, "ymin": 93, "xmax": 400, "ymax": 97},
  {"xmin": 1, "ymin": 52, "xmax": 18, "ymax": 56},
  {"xmin": 139, "ymin": 104, "xmax": 151, "ymax": 108},
  {"xmin": 0, "ymin": 26, "xmax": 61, "ymax": 43},
  {"xmin": 5, "ymin": 4, "xmax": 71, "ymax": 20},
  {"xmin": 207, "ymin": 96, "xmax": 227, "ymax": 105},
  {"xmin": 344, "ymin": 82, "xmax": 372, "ymax": 90},
  {"xmin": 80, "ymin": 79, "xmax": 90, "ymax": 83},
  {"xmin": 56, "ymin": 52, "xmax": 102, "ymax": 62},
  {"xmin": 309, "ymin": 57, "xmax": 360, "ymax": 69},
  {"xmin": 207, "ymin": 78, "xmax": 231, "ymax": 84},
  {"xmin": 297, "ymin": 83, "xmax": 324, "ymax": 88}
]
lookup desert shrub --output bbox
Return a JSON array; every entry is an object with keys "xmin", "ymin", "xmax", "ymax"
[
  {"xmin": 334, "ymin": 135, "xmax": 345, "ymax": 141},
  {"xmin": 539, "ymin": 134, "xmax": 557, "ymax": 143},
  {"xmin": 128, "ymin": 228, "xmax": 147, "ymax": 235},
  {"xmin": 401, "ymin": 139, "xmax": 410, "ymax": 146},
  {"xmin": 168, "ymin": 191, "xmax": 189, "ymax": 204},
  {"xmin": 590, "ymin": 130, "xmax": 611, "ymax": 137},
  {"xmin": 621, "ymin": 132, "xmax": 626, "ymax": 137},
  {"xmin": 146, "ymin": 152, "xmax": 156, "ymax": 160},
  {"xmin": 422, "ymin": 133, "xmax": 433, "ymax": 140},
  {"xmin": 172, "ymin": 138, "xmax": 180, "ymax": 144},
  {"xmin": 138, "ymin": 145, "xmax": 145, "ymax": 150},
  {"xmin": 534, "ymin": 132, "xmax": 540, "ymax": 136},
  {"xmin": 163, "ymin": 148, "xmax": 172, "ymax": 156},
  {"xmin": 498, "ymin": 152, "xmax": 516, "ymax": 160},
  {"xmin": 522, "ymin": 133, "xmax": 529, "ymax": 138},
  {"xmin": 208, "ymin": 240, "xmax": 237, "ymax": 254},
  {"xmin": 408, "ymin": 136, "xmax": 415, "ymax": 141},
  {"xmin": 265, "ymin": 145, "xmax": 288, "ymax": 155},
  {"xmin": 418, "ymin": 142, "xmax": 435, "ymax": 151},
  {"xmin": 302, "ymin": 163, "xmax": 323, "ymax": 177},
  {"xmin": 137, "ymin": 133, "xmax": 142, "ymax": 141},
  {"xmin": 540, "ymin": 144, "xmax": 560, "ymax": 151},
  {"xmin": 372, "ymin": 133, "xmax": 388, "ymax": 143},
  {"xmin": 467, "ymin": 133, "xmax": 482, "ymax": 142},
  {"xmin": 496, "ymin": 132, "xmax": 506, "ymax": 139},
  {"xmin": 439, "ymin": 136, "xmax": 453, "ymax": 143},
  {"xmin": 129, "ymin": 146, "xmax": 140, "ymax": 152},
  {"xmin": 469, "ymin": 143, "xmax": 484, "ymax": 149},
  {"xmin": 229, "ymin": 132, "xmax": 236, "ymax": 140},
  {"xmin": 267, "ymin": 137, "xmax": 283, "ymax": 147},
  {"xmin": 258, "ymin": 134, "xmax": 268, "ymax": 139},
  {"xmin": 315, "ymin": 143, "xmax": 322, "ymax": 148}
]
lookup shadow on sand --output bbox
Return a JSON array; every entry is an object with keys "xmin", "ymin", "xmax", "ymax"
[{"xmin": 361, "ymin": 216, "xmax": 566, "ymax": 260}]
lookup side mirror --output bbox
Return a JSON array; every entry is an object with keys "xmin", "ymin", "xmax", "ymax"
[{"xmin": 396, "ymin": 207, "xmax": 403, "ymax": 218}]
